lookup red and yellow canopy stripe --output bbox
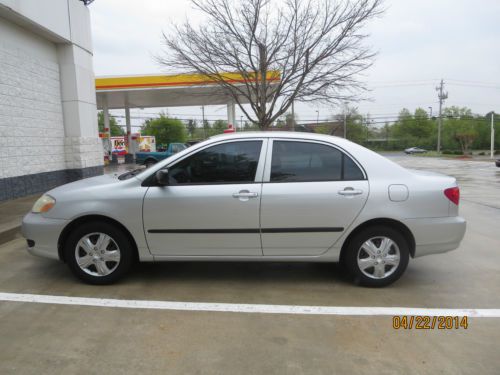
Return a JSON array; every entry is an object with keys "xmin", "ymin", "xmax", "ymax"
[{"xmin": 95, "ymin": 71, "xmax": 280, "ymax": 90}]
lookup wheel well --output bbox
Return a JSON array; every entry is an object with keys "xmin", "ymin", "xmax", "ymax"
[
  {"xmin": 58, "ymin": 215, "xmax": 139, "ymax": 263},
  {"xmin": 145, "ymin": 158, "xmax": 157, "ymax": 164},
  {"xmin": 339, "ymin": 218, "xmax": 416, "ymax": 262}
]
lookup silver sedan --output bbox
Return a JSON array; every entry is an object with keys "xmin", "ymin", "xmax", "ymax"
[{"xmin": 22, "ymin": 132, "xmax": 466, "ymax": 287}]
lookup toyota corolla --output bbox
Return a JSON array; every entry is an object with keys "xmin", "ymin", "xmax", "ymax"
[{"xmin": 22, "ymin": 132, "xmax": 466, "ymax": 287}]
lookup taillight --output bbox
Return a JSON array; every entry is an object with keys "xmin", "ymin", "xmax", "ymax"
[{"xmin": 444, "ymin": 187, "xmax": 460, "ymax": 205}]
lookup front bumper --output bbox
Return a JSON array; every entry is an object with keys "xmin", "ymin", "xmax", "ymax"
[
  {"xmin": 21, "ymin": 213, "xmax": 69, "ymax": 260},
  {"xmin": 403, "ymin": 216, "xmax": 466, "ymax": 257}
]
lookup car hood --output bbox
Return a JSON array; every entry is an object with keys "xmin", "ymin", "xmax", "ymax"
[
  {"xmin": 46, "ymin": 174, "xmax": 120, "ymax": 197},
  {"xmin": 39, "ymin": 173, "xmax": 143, "ymax": 220}
]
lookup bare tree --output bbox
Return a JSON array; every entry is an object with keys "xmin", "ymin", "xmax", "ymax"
[{"xmin": 159, "ymin": 0, "xmax": 383, "ymax": 129}]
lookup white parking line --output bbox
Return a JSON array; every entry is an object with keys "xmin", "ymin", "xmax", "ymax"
[{"xmin": 1, "ymin": 292, "xmax": 500, "ymax": 317}]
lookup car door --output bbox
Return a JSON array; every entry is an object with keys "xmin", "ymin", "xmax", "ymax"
[
  {"xmin": 260, "ymin": 139, "xmax": 369, "ymax": 256},
  {"xmin": 143, "ymin": 139, "xmax": 267, "ymax": 257}
]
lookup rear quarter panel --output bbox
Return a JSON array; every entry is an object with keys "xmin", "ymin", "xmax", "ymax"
[{"xmin": 323, "ymin": 144, "xmax": 460, "ymax": 253}]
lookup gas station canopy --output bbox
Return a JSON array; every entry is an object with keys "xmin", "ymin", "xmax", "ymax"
[
  {"xmin": 95, "ymin": 71, "xmax": 280, "ymax": 159},
  {"xmin": 95, "ymin": 71, "xmax": 280, "ymax": 110}
]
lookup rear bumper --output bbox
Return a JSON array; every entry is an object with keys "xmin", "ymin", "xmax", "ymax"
[
  {"xmin": 21, "ymin": 213, "xmax": 68, "ymax": 260},
  {"xmin": 402, "ymin": 216, "xmax": 466, "ymax": 257}
]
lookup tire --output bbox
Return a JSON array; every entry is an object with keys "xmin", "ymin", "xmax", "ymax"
[
  {"xmin": 145, "ymin": 159, "xmax": 156, "ymax": 168},
  {"xmin": 64, "ymin": 221, "xmax": 134, "ymax": 285},
  {"xmin": 344, "ymin": 225, "xmax": 410, "ymax": 287}
]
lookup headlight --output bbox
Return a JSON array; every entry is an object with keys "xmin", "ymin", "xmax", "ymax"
[{"xmin": 32, "ymin": 195, "xmax": 56, "ymax": 213}]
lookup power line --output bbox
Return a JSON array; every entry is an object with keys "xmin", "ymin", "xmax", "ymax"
[
  {"xmin": 369, "ymin": 82, "xmax": 438, "ymax": 88},
  {"xmin": 367, "ymin": 79, "xmax": 439, "ymax": 84},
  {"xmin": 446, "ymin": 78, "xmax": 500, "ymax": 86},
  {"xmin": 112, "ymin": 112, "xmax": 495, "ymax": 124},
  {"xmin": 446, "ymin": 82, "xmax": 500, "ymax": 89}
]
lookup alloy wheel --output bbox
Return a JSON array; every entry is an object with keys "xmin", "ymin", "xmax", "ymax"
[
  {"xmin": 75, "ymin": 232, "xmax": 121, "ymax": 277},
  {"xmin": 356, "ymin": 236, "xmax": 401, "ymax": 279}
]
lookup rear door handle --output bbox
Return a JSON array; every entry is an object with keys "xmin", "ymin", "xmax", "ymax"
[{"xmin": 338, "ymin": 188, "xmax": 363, "ymax": 196}]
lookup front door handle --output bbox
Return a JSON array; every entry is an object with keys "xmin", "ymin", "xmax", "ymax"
[
  {"xmin": 338, "ymin": 187, "xmax": 363, "ymax": 196},
  {"xmin": 232, "ymin": 190, "xmax": 259, "ymax": 199}
]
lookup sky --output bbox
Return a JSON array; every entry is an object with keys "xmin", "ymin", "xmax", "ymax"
[{"xmin": 89, "ymin": 0, "xmax": 500, "ymax": 130}]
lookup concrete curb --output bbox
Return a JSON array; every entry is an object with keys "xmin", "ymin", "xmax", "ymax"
[{"xmin": 0, "ymin": 225, "xmax": 22, "ymax": 246}]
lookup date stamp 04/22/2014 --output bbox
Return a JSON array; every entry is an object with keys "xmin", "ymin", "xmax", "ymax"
[{"xmin": 393, "ymin": 316, "xmax": 469, "ymax": 330}]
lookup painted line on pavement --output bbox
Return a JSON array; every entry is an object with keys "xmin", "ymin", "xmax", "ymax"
[{"xmin": 1, "ymin": 292, "xmax": 500, "ymax": 317}]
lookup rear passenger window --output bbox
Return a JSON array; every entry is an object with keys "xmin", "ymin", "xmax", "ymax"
[
  {"xmin": 343, "ymin": 153, "xmax": 365, "ymax": 180},
  {"xmin": 270, "ymin": 141, "xmax": 364, "ymax": 182}
]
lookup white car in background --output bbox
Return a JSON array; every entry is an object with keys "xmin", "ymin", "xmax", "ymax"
[
  {"xmin": 22, "ymin": 132, "xmax": 466, "ymax": 287},
  {"xmin": 404, "ymin": 147, "xmax": 427, "ymax": 154}
]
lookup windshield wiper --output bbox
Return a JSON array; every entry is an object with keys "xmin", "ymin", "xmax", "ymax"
[{"xmin": 118, "ymin": 168, "xmax": 144, "ymax": 180}]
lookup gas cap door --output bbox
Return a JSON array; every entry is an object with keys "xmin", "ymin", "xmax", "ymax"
[{"xmin": 388, "ymin": 184, "xmax": 409, "ymax": 202}]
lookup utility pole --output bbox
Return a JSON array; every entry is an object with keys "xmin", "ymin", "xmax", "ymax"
[
  {"xmin": 240, "ymin": 116, "xmax": 243, "ymax": 131},
  {"xmin": 316, "ymin": 110, "xmax": 319, "ymax": 126},
  {"xmin": 491, "ymin": 111, "xmax": 495, "ymax": 159},
  {"xmin": 201, "ymin": 106, "xmax": 206, "ymax": 139},
  {"xmin": 436, "ymin": 79, "xmax": 448, "ymax": 153},
  {"xmin": 291, "ymin": 100, "xmax": 295, "ymax": 131},
  {"xmin": 365, "ymin": 114, "xmax": 371, "ymax": 142},
  {"xmin": 428, "ymin": 106, "xmax": 433, "ymax": 118},
  {"xmin": 343, "ymin": 112, "xmax": 347, "ymax": 138},
  {"xmin": 343, "ymin": 102, "xmax": 348, "ymax": 138}
]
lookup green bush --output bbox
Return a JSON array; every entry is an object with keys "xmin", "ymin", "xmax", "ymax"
[{"xmin": 141, "ymin": 114, "xmax": 187, "ymax": 145}]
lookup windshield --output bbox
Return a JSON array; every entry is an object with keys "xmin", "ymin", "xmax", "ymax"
[{"xmin": 133, "ymin": 139, "xmax": 212, "ymax": 180}]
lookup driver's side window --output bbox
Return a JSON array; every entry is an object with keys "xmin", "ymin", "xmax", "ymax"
[{"xmin": 168, "ymin": 140, "xmax": 263, "ymax": 185}]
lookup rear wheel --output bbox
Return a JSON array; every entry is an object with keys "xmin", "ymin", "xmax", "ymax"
[
  {"xmin": 145, "ymin": 159, "xmax": 156, "ymax": 168},
  {"xmin": 64, "ymin": 221, "xmax": 134, "ymax": 284},
  {"xmin": 344, "ymin": 226, "xmax": 409, "ymax": 287}
]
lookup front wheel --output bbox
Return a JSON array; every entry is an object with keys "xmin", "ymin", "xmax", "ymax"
[
  {"xmin": 344, "ymin": 226, "xmax": 410, "ymax": 287},
  {"xmin": 64, "ymin": 221, "xmax": 134, "ymax": 284}
]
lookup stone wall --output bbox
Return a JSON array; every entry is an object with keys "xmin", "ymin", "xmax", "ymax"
[
  {"xmin": 0, "ymin": 4, "xmax": 103, "ymax": 201},
  {"xmin": 0, "ymin": 40, "xmax": 66, "ymax": 180}
]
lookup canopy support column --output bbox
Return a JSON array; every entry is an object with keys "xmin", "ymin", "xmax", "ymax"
[
  {"xmin": 103, "ymin": 97, "xmax": 116, "ymax": 165},
  {"xmin": 124, "ymin": 106, "xmax": 134, "ymax": 163},
  {"xmin": 227, "ymin": 101, "xmax": 236, "ymax": 130},
  {"xmin": 103, "ymin": 97, "xmax": 110, "ymax": 138}
]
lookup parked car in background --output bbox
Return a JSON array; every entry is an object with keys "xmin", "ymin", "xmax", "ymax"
[
  {"xmin": 404, "ymin": 147, "xmax": 427, "ymax": 154},
  {"xmin": 135, "ymin": 143, "xmax": 187, "ymax": 167},
  {"xmin": 185, "ymin": 140, "xmax": 202, "ymax": 147},
  {"xmin": 22, "ymin": 132, "xmax": 466, "ymax": 287},
  {"xmin": 496, "ymin": 159, "xmax": 500, "ymax": 167}
]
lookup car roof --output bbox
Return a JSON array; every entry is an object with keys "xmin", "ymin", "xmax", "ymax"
[{"xmin": 210, "ymin": 131, "xmax": 344, "ymax": 142}]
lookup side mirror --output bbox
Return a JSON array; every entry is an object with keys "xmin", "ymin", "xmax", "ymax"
[{"xmin": 155, "ymin": 169, "xmax": 169, "ymax": 186}]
